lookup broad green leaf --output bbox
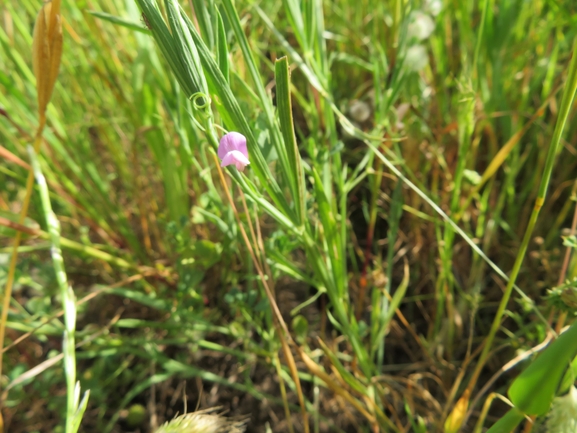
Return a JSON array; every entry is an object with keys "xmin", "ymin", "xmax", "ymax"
[
  {"xmin": 484, "ymin": 407, "xmax": 524, "ymax": 433},
  {"xmin": 509, "ymin": 322, "xmax": 577, "ymax": 415}
]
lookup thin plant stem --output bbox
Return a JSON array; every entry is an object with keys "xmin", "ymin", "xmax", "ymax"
[
  {"xmin": 28, "ymin": 144, "xmax": 88, "ymax": 433},
  {"xmin": 238, "ymin": 188, "xmax": 265, "ymax": 270},
  {"xmin": 472, "ymin": 0, "xmax": 489, "ymax": 85},
  {"xmin": 464, "ymin": 37, "xmax": 577, "ymax": 399},
  {"xmin": 273, "ymin": 354, "xmax": 295, "ymax": 433},
  {"xmin": 211, "ymin": 153, "xmax": 310, "ymax": 433}
]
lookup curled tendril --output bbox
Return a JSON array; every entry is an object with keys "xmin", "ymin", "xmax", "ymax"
[{"xmin": 190, "ymin": 92, "xmax": 212, "ymax": 119}]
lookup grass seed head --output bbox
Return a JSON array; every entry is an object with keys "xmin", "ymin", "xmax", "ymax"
[
  {"xmin": 32, "ymin": 0, "xmax": 63, "ymax": 121},
  {"xmin": 154, "ymin": 408, "xmax": 247, "ymax": 433},
  {"xmin": 547, "ymin": 386, "xmax": 577, "ymax": 433}
]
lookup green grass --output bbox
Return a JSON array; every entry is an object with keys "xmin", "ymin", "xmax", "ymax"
[{"xmin": 1, "ymin": 0, "xmax": 577, "ymax": 432}]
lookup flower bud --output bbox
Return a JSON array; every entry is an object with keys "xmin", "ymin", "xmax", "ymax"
[{"xmin": 218, "ymin": 132, "xmax": 250, "ymax": 172}]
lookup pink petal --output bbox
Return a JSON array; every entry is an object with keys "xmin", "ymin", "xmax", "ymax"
[
  {"xmin": 218, "ymin": 132, "xmax": 248, "ymax": 160},
  {"xmin": 220, "ymin": 150, "xmax": 250, "ymax": 171}
]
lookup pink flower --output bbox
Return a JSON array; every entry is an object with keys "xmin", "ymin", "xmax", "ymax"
[{"xmin": 218, "ymin": 132, "xmax": 250, "ymax": 172}]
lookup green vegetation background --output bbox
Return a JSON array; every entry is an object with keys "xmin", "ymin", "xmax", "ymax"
[{"xmin": 1, "ymin": 0, "xmax": 577, "ymax": 432}]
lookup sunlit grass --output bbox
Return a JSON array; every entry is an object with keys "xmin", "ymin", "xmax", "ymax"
[{"xmin": 1, "ymin": 0, "xmax": 577, "ymax": 432}]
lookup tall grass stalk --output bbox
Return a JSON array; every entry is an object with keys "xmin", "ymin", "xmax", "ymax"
[
  {"xmin": 463, "ymin": 35, "xmax": 577, "ymax": 416},
  {"xmin": 27, "ymin": 145, "xmax": 89, "ymax": 433}
]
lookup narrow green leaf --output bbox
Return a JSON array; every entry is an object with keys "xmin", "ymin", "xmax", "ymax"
[
  {"xmin": 256, "ymin": 6, "xmax": 328, "ymax": 98},
  {"xmin": 88, "ymin": 10, "xmax": 151, "ymax": 34},
  {"xmin": 190, "ymin": 0, "xmax": 214, "ymax": 50},
  {"xmin": 215, "ymin": 8, "xmax": 229, "ymax": 83},
  {"xmin": 104, "ymin": 287, "xmax": 172, "ymax": 311},
  {"xmin": 317, "ymin": 338, "xmax": 367, "ymax": 395},
  {"xmin": 311, "ymin": 168, "xmax": 338, "ymax": 294},
  {"xmin": 268, "ymin": 249, "xmax": 316, "ymax": 286},
  {"xmin": 135, "ymin": 0, "xmax": 196, "ymax": 96},
  {"xmin": 281, "ymin": 0, "xmax": 307, "ymax": 52},
  {"xmin": 274, "ymin": 57, "xmax": 305, "ymax": 226},
  {"xmin": 165, "ymin": 0, "xmax": 207, "ymax": 95},
  {"xmin": 71, "ymin": 388, "xmax": 90, "ymax": 433},
  {"xmin": 372, "ymin": 262, "xmax": 409, "ymax": 356}
]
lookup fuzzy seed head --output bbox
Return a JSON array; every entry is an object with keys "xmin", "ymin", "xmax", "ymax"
[
  {"xmin": 154, "ymin": 409, "xmax": 247, "ymax": 433},
  {"xmin": 547, "ymin": 386, "xmax": 577, "ymax": 433}
]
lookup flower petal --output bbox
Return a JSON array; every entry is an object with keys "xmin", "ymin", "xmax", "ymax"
[
  {"xmin": 221, "ymin": 150, "xmax": 250, "ymax": 171},
  {"xmin": 218, "ymin": 132, "xmax": 247, "ymax": 160}
]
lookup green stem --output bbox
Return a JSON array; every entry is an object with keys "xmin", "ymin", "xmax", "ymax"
[
  {"xmin": 472, "ymin": 0, "xmax": 489, "ymax": 86},
  {"xmin": 466, "ymin": 36, "xmax": 577, "ymax": 396},
  {"xmin": 28, "ymin": 146, "xmax": 89, "ymax": 433}
]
